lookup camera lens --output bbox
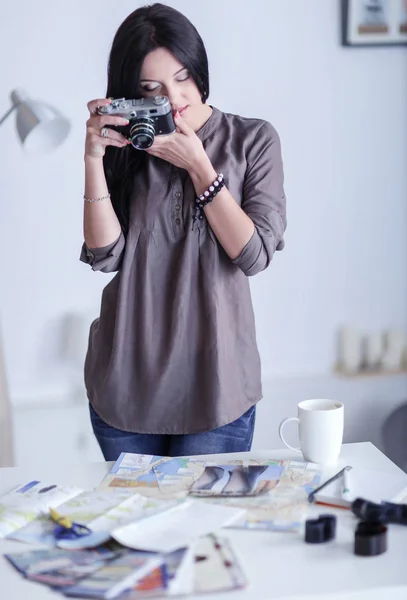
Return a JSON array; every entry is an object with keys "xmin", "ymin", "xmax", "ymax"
[{"xmin": 129, "ymin": 118, "xmax": 155, "ymax": 149}]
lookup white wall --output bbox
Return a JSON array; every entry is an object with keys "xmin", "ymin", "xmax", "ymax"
[{"xmin": 1, "ymin": 1, "xmax": 407, "ymax": 411}]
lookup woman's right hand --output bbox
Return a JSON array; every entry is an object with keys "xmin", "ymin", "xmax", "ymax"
[{"xmin": 85, "ymin": 98, "xmax": 131, "ymax": 159}]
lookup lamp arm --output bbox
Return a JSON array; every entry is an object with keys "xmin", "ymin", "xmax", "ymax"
[{"xmin": 0, "ymin": 104, "xmax": 17, "ymax": 128}]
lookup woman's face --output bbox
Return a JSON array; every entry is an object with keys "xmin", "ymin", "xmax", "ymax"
[{"xmin": 139, "ymin": 47, "xmax": 210, "ymax": 131}]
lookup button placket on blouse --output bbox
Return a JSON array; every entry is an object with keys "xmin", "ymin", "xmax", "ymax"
[
  {"xmin": 168, "ymin": 166, "xmax": 183, "ymax": 229},
  {"xmin": 174, "ymin": 190, "xmax": 182, "ymax": 225}
]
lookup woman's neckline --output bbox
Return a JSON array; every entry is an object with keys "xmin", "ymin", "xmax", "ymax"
[{"xmin": 195, "ymin": 105, "xmax": 222, "ymax": 141}]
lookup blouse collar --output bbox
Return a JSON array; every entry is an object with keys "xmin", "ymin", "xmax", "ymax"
[{"xmin": 195, "ymin": 106, "xmax": 222, "ymax": 141}]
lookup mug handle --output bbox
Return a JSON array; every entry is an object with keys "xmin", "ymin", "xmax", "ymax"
[{"xmin": 278, "ymin": 417, "xmax": 302, "ymax": 453}]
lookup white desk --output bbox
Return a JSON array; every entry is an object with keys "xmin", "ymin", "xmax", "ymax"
[{"xmin": 1, "ymin": 442, "xmax": 407, "ymax": 600}]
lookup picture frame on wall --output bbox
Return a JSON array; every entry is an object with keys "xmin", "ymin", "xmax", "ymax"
[{"xmin": 342, "ymin": 0, "xmax": 407, "ymax": 46}]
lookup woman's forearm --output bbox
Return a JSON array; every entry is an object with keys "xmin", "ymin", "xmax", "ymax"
[
  {"xmin": 188, "ymin": 158, "xmax": 255, "ymax": 260},
  {"xmin": 83, "ymin": 156, "xmax": 122, "ymax": 248}
]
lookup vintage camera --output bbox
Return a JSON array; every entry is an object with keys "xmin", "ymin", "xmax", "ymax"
[
  {"xmin": 351, "ymin": 497, "xmax": 407, "ymax": 526},
  {"xmin": 97, "ymin": 96, "xmax": 176, "ymax": 149}
]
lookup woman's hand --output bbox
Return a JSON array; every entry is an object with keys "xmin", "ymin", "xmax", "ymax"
[
  {"xmin": 84, "ymin": 98, "xmax": 131, "ymax": 159},
  {"xmin": 145, "ymin": 112, "xmax": 208, "ymax": 173}
]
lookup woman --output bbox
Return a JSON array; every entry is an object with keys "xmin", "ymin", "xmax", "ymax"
[{"xmin": 81, "ymin": 3, "xmax": 287, "ymax": 461}]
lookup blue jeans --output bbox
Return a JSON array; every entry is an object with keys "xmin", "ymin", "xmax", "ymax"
[{"xmin": 89, "ymin": 403, "xmax": 256, "ymax": 461}]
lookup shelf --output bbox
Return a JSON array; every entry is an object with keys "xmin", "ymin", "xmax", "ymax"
[{"xmin": 334, "ymin": 367, "xmax": 407, "ymax": 379}]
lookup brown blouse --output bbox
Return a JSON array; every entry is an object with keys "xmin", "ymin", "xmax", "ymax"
[{"xmin": 80, "ymin": 106, "xmax": 287, "ymax": 434}]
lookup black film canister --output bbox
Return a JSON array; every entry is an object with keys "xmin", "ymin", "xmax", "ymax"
[
  {"xmin": 354, "ymin": 521, "xmax": 388, "ymax": 556},
  {"xmin": 305, "ymin": 515, "xmax": 336, "ymax": 544},
  {"xmin": 319, "ymin": 514, "xmax": 337, "ymax": 541}
]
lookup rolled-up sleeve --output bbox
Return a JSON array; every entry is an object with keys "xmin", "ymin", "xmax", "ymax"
[
  {"xmin": 80, "ymin": 232, "xmax": 125, "ymax": 273},
  {"xmin": 232, "ymin": 121, "xmax": 287, "ymax": 277}
]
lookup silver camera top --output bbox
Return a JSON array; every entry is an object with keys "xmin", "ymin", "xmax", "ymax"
[{"xmin": 98, "ymin": 96, "xmax": 171, "ymax": 118}]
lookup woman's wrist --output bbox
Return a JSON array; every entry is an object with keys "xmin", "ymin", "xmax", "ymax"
[
  {"xmin": 84, "ymin": 153, "xmax": 105, "ymax": 171},
  {"xmin": 85, "ymin": 151, "xmax": 103, "ymax": 161},
  {"xmin": 188, "ymin": 155, "xmax": 217, "ymax": 197}
]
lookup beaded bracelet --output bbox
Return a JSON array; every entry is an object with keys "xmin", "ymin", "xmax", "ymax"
[
  {"xmin": 192, "ymin": 173, "xmax": 225, "ymax": 227},
  {"xmin": 83, "ymin": 193, "xmax": 111, "ymax": 203}
]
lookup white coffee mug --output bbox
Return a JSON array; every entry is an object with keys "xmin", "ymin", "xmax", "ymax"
[{"xmin": 279, "ymin": 399, "xmax": 344, "ymax": 465}]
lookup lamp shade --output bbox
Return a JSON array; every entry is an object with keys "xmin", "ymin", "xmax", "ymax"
[{"xmin": 10, "ymin": 89, "xmax": 70, "ymax": 153}]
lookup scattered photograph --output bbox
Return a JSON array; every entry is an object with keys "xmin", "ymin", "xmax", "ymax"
[{"xmin": 189, "ymin": 464, "xmax": 284, "ymax": 497}]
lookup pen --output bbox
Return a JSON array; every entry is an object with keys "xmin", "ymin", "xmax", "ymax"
[
  {"xmin": 342, "ymin": 466, "xmax": 352, "ymax": 500},
  {"xmin": 308, "ymin": 465, "xmax": 352, "ymax": 503}
]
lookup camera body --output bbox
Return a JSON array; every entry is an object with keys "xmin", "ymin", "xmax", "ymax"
[
  {"xmin": 97, "ymin": 96, "xmax": 176, "ymax": 149},
  {"xmin": 351, "ymin": 497, "xmax": 407, "ymax": 526}
]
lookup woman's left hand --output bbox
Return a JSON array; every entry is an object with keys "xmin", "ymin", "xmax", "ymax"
[{"xmin": 145, "ymin": 112, "xmax": 207, "ymax": 172}]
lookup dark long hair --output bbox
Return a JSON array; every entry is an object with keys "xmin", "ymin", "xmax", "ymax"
[{"xmin": 103, "ymin": 3, "xmax": 210, "ymax": 233}]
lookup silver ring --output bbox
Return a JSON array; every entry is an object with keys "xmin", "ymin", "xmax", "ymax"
[{"xmin": 101, "ymin": 127, "xmax": 109, "ymax": 138}]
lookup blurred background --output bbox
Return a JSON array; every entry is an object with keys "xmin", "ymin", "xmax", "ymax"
[{"xmin": 1, "ymin": 0, "xmax": 406, "ymax": 469}]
